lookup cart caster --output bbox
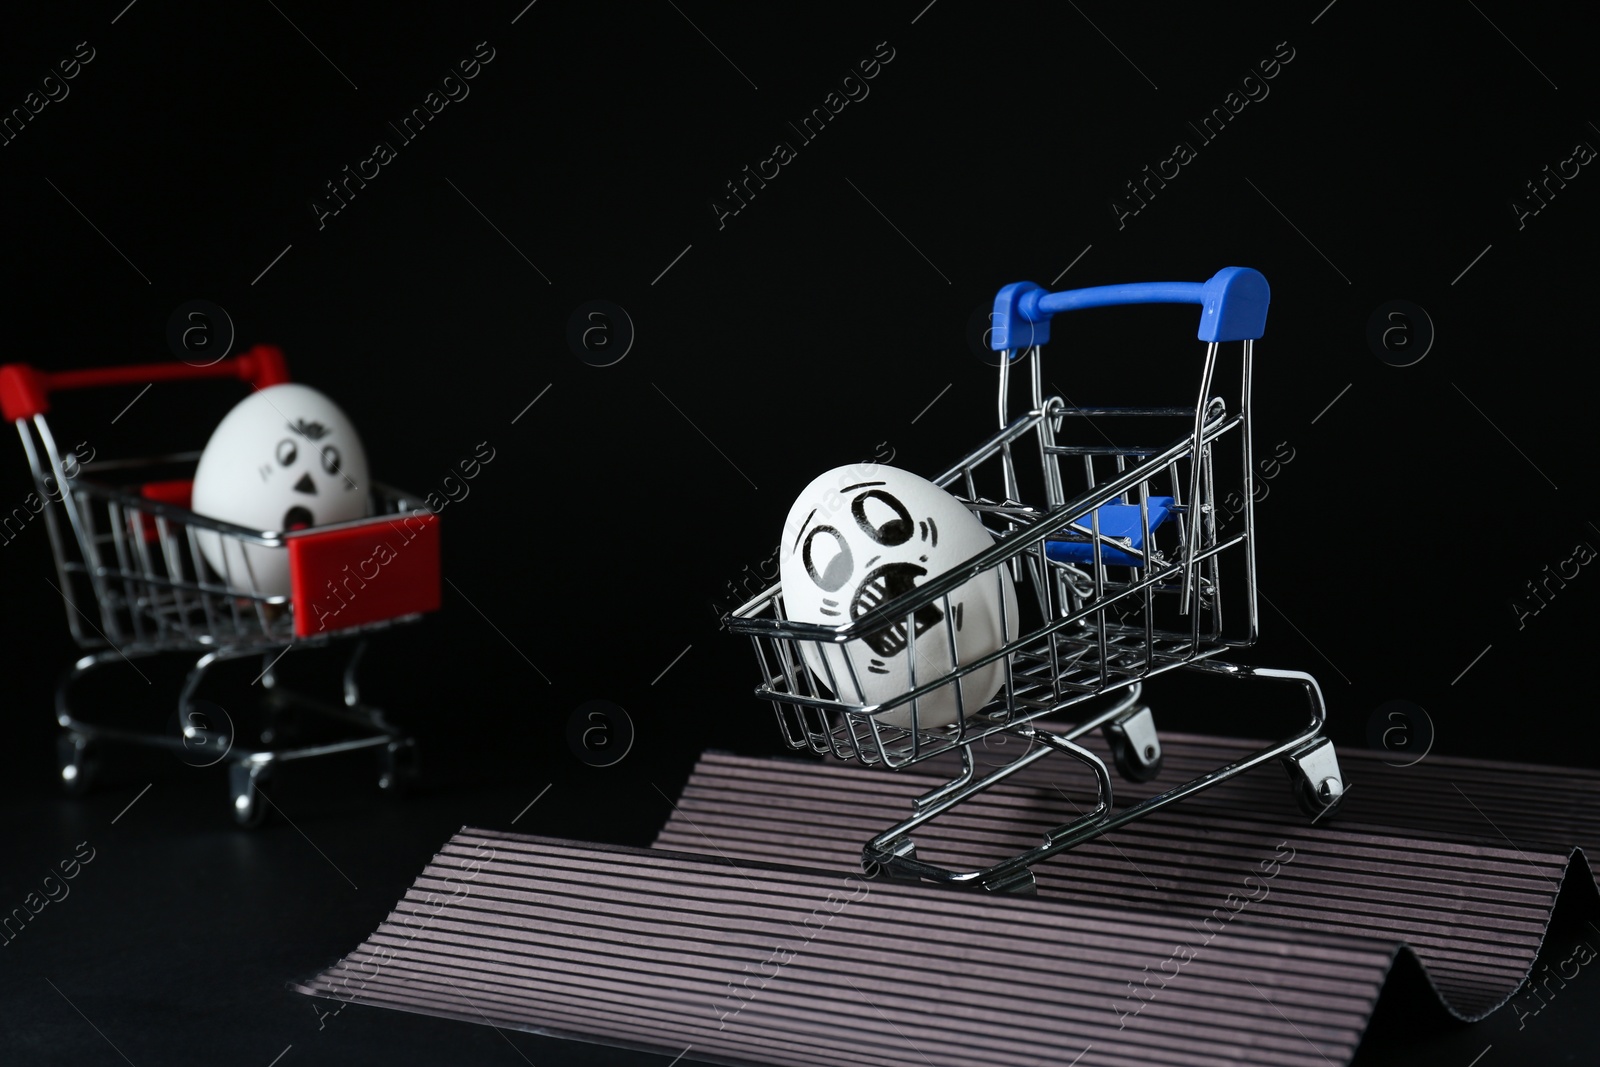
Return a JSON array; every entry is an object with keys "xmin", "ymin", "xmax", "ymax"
[
  {"xmin": 230, "ymin": 761, "xmax": 272, "ymax": 828},
  {"xmin": 377, "ymin": 738, "xmax": 419, "ymax": 797},
  {"xmin": 981, "ymin": 866, "xmax": 1038, "ymax": 894},
  {"xmin": 1103, "ymin": 705, "xmax": 1163, "ymax": 784},
  {"xmin": 57, "ymin": 733, "xmax": 97, "ymax": 796},
  {"xmin": 863, "ymin": 838, "xmax": 922, "ymax": 884},
  {"xmin": 1284, "ymin": 738, "xmax": 1345, "ymax": 821}
]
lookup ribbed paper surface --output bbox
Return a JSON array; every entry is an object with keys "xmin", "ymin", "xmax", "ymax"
[
  {"xmin": 657, "ymin": 739, "xmax": 1582, "ymax": 1020},
  {"xmin": 294, "ymin": 733, "xmax": 1599, "ymax": 1065}
]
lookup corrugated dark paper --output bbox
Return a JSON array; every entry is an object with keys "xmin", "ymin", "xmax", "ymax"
[{"xmin": 294, "ymin": 733, "xmax": 1598, "ymax": 1065}]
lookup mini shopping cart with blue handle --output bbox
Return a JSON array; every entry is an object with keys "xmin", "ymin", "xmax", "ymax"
[{"xmin": 726, "ymin": 266, "xmax": 1347, "ymax": 893}]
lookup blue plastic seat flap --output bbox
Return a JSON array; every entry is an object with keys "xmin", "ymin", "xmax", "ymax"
[{"xmin": 1044, "ymin": 497, "xmax": 1174, "ymax": 567}]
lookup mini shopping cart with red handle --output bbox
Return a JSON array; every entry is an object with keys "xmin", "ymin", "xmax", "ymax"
[
  {"xmin": 1, "ymin": 347, "xmax": 441, "ymax": 826},
  {"xmin": 726, "ymin": 266, "xmax": 1347, "ymax": 893}
]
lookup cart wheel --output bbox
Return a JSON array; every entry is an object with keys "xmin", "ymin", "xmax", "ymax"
[
  {"xmin": 57, "ymin": 733, "xmax": 97, "ymax": 796},
  {"xmin": 377, "ymin": 738, "xmax": 419, "ymax": 797},
  {"xmin": 1292, "ymin": 774, "xmax": 1345, "ymax": 820},
  {"xmin": 1103, "ymin": 705, "xmax": 1164, "ymax": 784},
  {"xmin": 1283, "ymin": 738, "xmax": 1345, "ymax": 822},
  {"xmin": 229, "ymin": 761, "xmax": 272, "ymax": 829}
]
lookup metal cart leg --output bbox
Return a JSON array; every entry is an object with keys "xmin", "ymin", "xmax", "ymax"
[
  {"xmin": 343, "ymin": 639, "xmax": 368, "ymax": 708},
  {"xmin": 229, "ymin": 758, "xmax": 272, "ymax": 828},
  {"xmin": 251, "ymin": 639, "xmax": 418, "ymax": 798},
  {"xmin": 378, "ymin": 737, "xmax": 420, "ymax": 796},
  {"xmin": 178, "ymin": 646, "xmax": 260, "ymax": 745},
  {"xmin": 54, "ymin": 648, "xmax": 166, "ymax": 795},
  {"xmin": 57, "ymin": 731, "xmax": 96, "ymax": 795}
]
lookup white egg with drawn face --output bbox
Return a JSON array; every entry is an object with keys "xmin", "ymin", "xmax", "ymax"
[
  {"xmin": 779, "ymin": 464, "xmax": 1018, "ymax": 732},
  {"xmin": 190, "ymin": 383, "xmax": 370, "ymax": 598}
]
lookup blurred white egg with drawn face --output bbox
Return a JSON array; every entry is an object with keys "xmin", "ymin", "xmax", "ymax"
[
  {"xmin": 779, "ymin": 464, "xmax": 1017, "ymax": 732},
  {"xmin": 191, "ymin": 383, "xmax": 370, "ymax": 598}
]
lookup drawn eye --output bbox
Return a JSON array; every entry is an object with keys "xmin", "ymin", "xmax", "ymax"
[
  {"xmin": 276, "ymin": 439, "xmax": 297, "ymax": 466},
  {"xmin": 802, "ymin": 526, "xmax": 853, "ymax": 592},
  {"xmin": 852, "ymin": 490, "xmax": 913, "ymax": 547},
  {"xmin": 321, "ymin": 445, "xmax": 342, "ymax": 475}
]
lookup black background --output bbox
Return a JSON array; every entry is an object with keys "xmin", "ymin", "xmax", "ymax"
[{"xmin": 1, "ymin": 1, "xmax": 1597, "ymax": 1064}]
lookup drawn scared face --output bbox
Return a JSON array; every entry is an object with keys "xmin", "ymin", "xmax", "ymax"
[
  {"xmin": 796, "ymin": 483, "xmax": 950, "ymax": 666},
  {"xmin": 780, "ymin": 464, "xmax": 1017, "ymax": 731},
  {"xmin": 264, "ymin": 416, "xmax": 357, "ymax": 531},
  {"xmin": 192, "ymin": 383, "xmax": 371, "ymax": 597}
]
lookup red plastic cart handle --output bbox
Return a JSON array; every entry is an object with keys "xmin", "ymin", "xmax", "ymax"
[{"xmin": 0, "ymin": 345, "xmax": 290, "ymax": 423}]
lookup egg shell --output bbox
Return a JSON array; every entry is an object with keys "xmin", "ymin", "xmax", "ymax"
[
  {"xmin": 190, "ymin": 383, "xmax": 371, "ymax": 598},
  {"xmin": 779, "ymin": 463, "xmax": 1018, "ymax": 731}
]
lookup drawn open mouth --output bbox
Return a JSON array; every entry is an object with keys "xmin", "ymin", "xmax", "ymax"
[
  {"xmin": 282, "ymin": 505, "xmax": 314, "ymax": 531},
  {"xmin": 851, "ymin": 563, "xmax": 944, "ymax": 657}
]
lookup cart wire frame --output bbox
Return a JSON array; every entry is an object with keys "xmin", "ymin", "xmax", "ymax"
[
  {"xmin": 2, "ymin": 348, "xmax": 438, "ymax": 826},
  {"xmin": 725, "ymin": 267, "xmax": 1346, "ymax": 892}
]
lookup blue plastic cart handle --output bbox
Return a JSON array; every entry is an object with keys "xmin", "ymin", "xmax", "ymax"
[{"xmin": 988, "ymin": 266, "xmax": 1270, "ymax": 352}]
